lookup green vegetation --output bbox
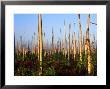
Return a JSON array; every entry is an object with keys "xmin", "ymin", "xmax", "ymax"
[{"xmin": 14, "ymin": 49, "xmax": 97, "ymax": 76}]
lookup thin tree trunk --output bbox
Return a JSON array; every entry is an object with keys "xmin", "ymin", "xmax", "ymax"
[
  {"xmin": 38, "ymin": 14, "xmax": 43, "ymax": 75},
  {"xmin": 78, "ymin": 14, "xmax": 82, "ymax": 63},
  {"xmin": 23, "ymin": 47, "xmax": 24, "ymax": 61},
  {"xmin": 34, "ymin": 32, "xmax": 36, "ymax": 54},
  {"xmin": 64, "ymin": 19, "xmax": 66, "ymax": 57},
  {"xmin": 73, "ymin": 32, "xmax": 76, "ymax": 61},
  {"xmin": 52, "ymin": 28, "xmax": 54, "ymax": 54},
  {"xmin": 38, "ymin": 20, "xmax": 40, "ymax": 61},
  {"xmin": 68, "ymin": 24, "xmax": 71, "ymax": 64},
  {"xmin": 85, "ymin": 14, "xmax": 91, "ymax": 75}
]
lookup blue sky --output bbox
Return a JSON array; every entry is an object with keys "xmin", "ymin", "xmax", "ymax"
[{"xmin": 14, "ymin": 14, "xmax": 97, "ymax": 46}]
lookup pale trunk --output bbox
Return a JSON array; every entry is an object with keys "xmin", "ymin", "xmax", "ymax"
[
  {"xmin": 74, "ymin": 32, "xmax": 76, "ymax": 60},
  {"xmin": 78, "ymin": 14, "xmax": 82, "ymax": 62},
  {"xmin": 34, "ymin": 33, "xmax": 36, "ymax": 54},
  {"xmin": 23, "ymin": 47, "xmax": 24, "ymax": 61},
  {"xmin": 38, "ymin": 14, "xmax": 43, "ymax": 75},
  {"xmin": 68, "ymin": 24, "xmax": 71, "ymax": 63},
  {"xmin": 52, "ymin": 28, "xmax": 54, "ymax": 54},
  {"xmin": 64, "ymin": 19, "xmax": 66, "ymax": 57},
  {"xmin": 85, "ymin": 14, "xmax": 91, "ymax": 75},
  {"xmin": 38, "ymin": 21, "xmax": 40, "ymax": 61}
]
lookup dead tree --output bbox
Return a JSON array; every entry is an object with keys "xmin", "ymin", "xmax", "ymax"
[
  {"xmin": 68, "ymin": 24, "xmax": 71, "ymax": 64},
  {"xmin": 38, "ymin": 14, "xmax": 43, "ymax": 75},
  {"xmin": 73, "ymin": 32, "xmax": 76, "ymax": 61},
  {"xmin": 63, "ymin": 19, "xmax": 67, "ymax": 57},
  {"xmin": 78, "ymin": 14, "xmax": 82, "ymax": 63},
  {"xmin": 85, "ymin": 14, "xmax": 91, "ymax": 75}
]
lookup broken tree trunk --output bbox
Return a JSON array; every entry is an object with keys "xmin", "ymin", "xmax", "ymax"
[
  {"xmin": 64, "ymin": 19, "xmax": 66, "ymax": 57},
  {"xmin": 23, "ymin": 47, "xmax": 24, "ymax": 61},
  {"xmin": 38, "ymin": 20, "xmax": 40, "ymax": 62},
  {"xmin": 73, "ymin": 32, "xmax": 76, "ymax": 61},
  {"xmin": 38, "ymin": 14, "xmax": 43, "ymax": 75},
  {"xmin": 68, "ymin": 24, "xmax": 71, "ymax": 64},
  {"xmin": 85, "ymin": 14, "xmax": 91, "ymax": 75},
  {"xmin": 78, "ymin": 14, "xmax": 82, "ymax": 63},
  {"xmin": 34, "ymin": 32, "xmax": 36, "ymax": 54},
  {"xmin": 52, "ymin": 27, "xmax": 54, "ymax": 54}
]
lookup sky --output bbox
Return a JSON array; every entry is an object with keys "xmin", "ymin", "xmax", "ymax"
[{"xmin": 14, "ymin": 14, "xmax": 97, "ymax": 46}]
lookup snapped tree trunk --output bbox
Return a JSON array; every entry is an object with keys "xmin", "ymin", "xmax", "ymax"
[
  {"xmin": 85, "ymin": 14, "xmax": 91, "ymax": 75},
  {"xmin": 68, "ymin": 24, "xmax": 71, "ymax": 64},
  {"xmin": 78, "ymin": 14, "xmax": 82, "ymax": 63},
  {"xmin": 52, "ymin": 28, "xmax": 54, "ymax": 54},
  {"xmin": 73, "ymin": 32, "xmax": 76, "ymax": 61},
  {"xmin": 38, "ymin": 14, "xmax": 43, "ymax": 75},
  {"xmin": 64, "ymin": 19, "xmax": 66, "ymax": 57}
]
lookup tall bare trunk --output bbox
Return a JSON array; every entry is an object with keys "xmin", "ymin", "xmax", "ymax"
[
  {"xmin": 38, "ymin": 20, "xmax": 40, "ymax": 62},
  {"xmin": 77, "ymin": 33, "xmax": 79, "ymax": 55},
  {"xmin": 34, "ymin": 32, "xmax": 36, "ymax": 54},
  {"xmin": 20, "ymin": 36, "xmax": 22, "ymax": 53},
  {"xmin": 38, "ymin": 14, "xmax": 43, "ymax": 75},
  {"xmin": 44, "ymin": 32, "xmax": 46, "ymax": 57},
  {"xmin": 64, "ymin": 19, "xmax": 66, "ymax": 57},
  {"xmin": 52, "ymin": 28, "xmax": 54, "ymax": 54},
  {"xmin": 83, "ymin": 35, "xmax": 85, "ymax": 52},
  {"xmin": 78, "ymin": 14, "xmax": 82, "ymax": 63},
  {"xmin": 23, "ymin": 47, "xmax": 24, "ymax": 60},
  {"xmin": 60, "ymin": 28, "xmax": 61, "ymax": 52},
  {"xmin": 85, "ymin": 14, "xmax": 91, "ymax": 75},
  {"xmin": 72, "ymin": 34, "xmax": 73, "ymax": 59},
  {"xmin": 73, "ymin": 32, "xmax": 76, "ymax": 60},
  {"xmin": 68, "ymin": 24, "xmax": 71, "ymax": 64},
  {"xmin": 93, "ymin": 34, "xmax": 96, "ymax": 50},
  {"xmin": 32, "ymin": 36, "xmax": 34, "ymax": 54}
]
